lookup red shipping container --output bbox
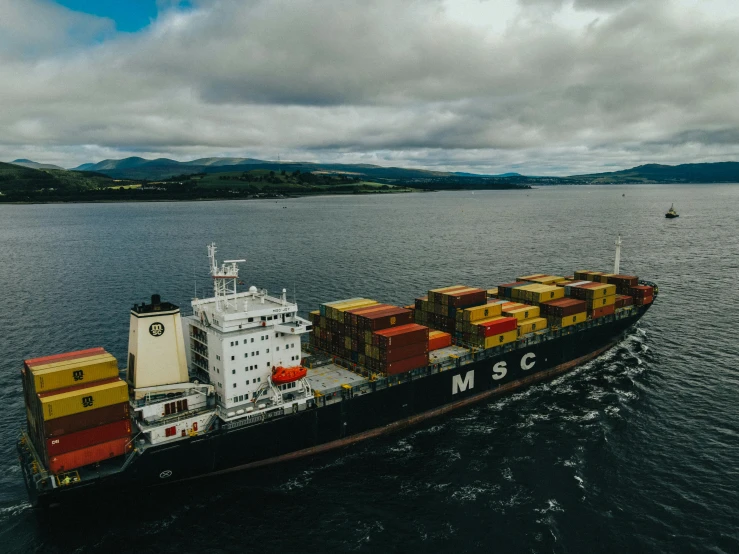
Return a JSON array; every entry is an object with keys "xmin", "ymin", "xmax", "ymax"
[
  {"xmin": 382, "ymin": 354, "xmax": 429, "ymax": 375},
  {"xmin": 47, "ymin": 436, "xmax": 132, "ymax": 474},
  {"xmin": 478, "ymin": 317, "xmax": 518, "ymax": 337},
  {"xmin": 373, "ymin": 324, "xmax": 429, "ymax": 348},
  {"xmin": 45, "ymin": 419, "xmax": 131, "ymax": 456},
  {"xmin": 634, "ymin": 295, "xmax": 653, "ymax": 306},
  {"xmin": 379, "ymin": 342, "xmax": 429, "ymax": 363},
  {"xmin": 629, "ymin": 285, "xmax": 653, "ymax": 298},
  {"xmin": 358, "ymin": 307, "xmax": 413, "ymax": 331},
  {"xmin": 25, "ymin": 347, "xmax": 106, "ymax": 370},
  {"xmin": 429, "ymin": 332, "xmax": 452, "ymax": 351},
  {"xmin": 42, "ymin": 401, "xmax": 130, "ymax": 437},
  {"xmin": 615, "ymin": 295, "xmax": 634, "ymax": 308},
  {"xmin": 591, "ymin": 304, "xmax": 615, "ymax": 319},
  {"xmin": 540, "ymin": 298, "xmax": 587, "ymax": 317},
  {"xmin": 448, "ymin": 289, "xmax": 487, "ymax": 309},
  {"xmin": 606, "ymin": 275, "xmax": 638, "ymax": 287}
]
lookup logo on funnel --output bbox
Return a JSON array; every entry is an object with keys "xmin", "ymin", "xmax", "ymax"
[{"xmin": 149, "ymin": 322, "xmax": 165, "ymax": 337}]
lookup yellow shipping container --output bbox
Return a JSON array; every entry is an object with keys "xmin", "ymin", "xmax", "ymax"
[
  {"xmin": 530, "ymin": 286, "xmax": 565, "ymax": 304},
  {"xmin": 484, "ymin": 330, "xmax": 518, "ymax": 349},
  {"xmin": 582, "ymin": 283, "xmax": 617, "ymax": 299},
  {"xmin": 503, "ymin": 305, "xmax": 541, "ymax": 321},
  {"xmin": 28, "ymin": 352, "xmax": 113, "ymax": 373},
  {"xmin": 517, "ymin": 273, "xmax": 547, "ymax": 282},
  {"xmin": 597, "ymin": 273, "xmax": 615, "ymax": 284},
  {"xmin": 528, "ymin": 275, "xmax": 566, "ymax": 285},
  {"xmin": 587, "ymin": 294, "xmax": 616, "ymax": 309},
  {"xmin": 551, "ymin": 311, "xmax": 587, "ymax": 328},
  {"xmin": 461, "ymin": 303, "xmax": 503, "ymax": 323},
  {"xmin": 39, "ymin": 379, "xmax": 129, "ymax": 421},
  {"xmin": 487, "ymin": 287, "xmax": 498, "ymax": 298},
  {"xmin": 517, "ymin": 317, "xmax": 548, "ymax": 336},
  {"xmin": 511, "ymin": 283, "xmax": 542, "ymax": 301},
  {"xmin": 31, "ymin": 356, "xmax": 119, "ymax": 394}
]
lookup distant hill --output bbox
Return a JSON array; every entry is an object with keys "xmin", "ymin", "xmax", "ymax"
[
  {"xmin": 71, "ymin": 156, "xmax": 459, "ymax": 181},
  {"xmin": 570, "ymin": 162, "xmax": 739, "ymax": 183},
  {"xmin": 11, "ymin": 159, "xmax": 66, "ymax": 171},
  {"xmin": 0, "ymin": 161, "xmax": 118, "ymax": 199}
]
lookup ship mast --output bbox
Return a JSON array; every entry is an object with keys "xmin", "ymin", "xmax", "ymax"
[
  {"xmin": 614, "ymin": 235, "xmax": 622, "ymax": 275},
  {"xmin": 208, "ymin": 242, "xmax": 245, "ymax": 312}
]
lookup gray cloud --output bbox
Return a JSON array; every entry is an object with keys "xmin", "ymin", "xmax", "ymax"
[{"xmin": 0, "ymin": 0, "xmax": 738, "ymax": 174}]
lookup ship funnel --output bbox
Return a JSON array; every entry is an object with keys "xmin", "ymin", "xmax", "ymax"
[{"xmin": 126, "ymin": 296, "xmax": 189, "ymax": 389}]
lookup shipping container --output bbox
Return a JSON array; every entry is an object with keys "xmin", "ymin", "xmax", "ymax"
[
  {"xmin": 38, "ymin": 379, "xmax": 129, "ymax": 421},
  {"xmin": 529, "ymin": 285, "xmax": 565, "ymax": 303},
  {"xmin": 517, "ymin": 273, "xmax": 548, "ymax": 282},
  {"xmin": 615, "ymin": 295, "xmax": 634, "ymax": 308},
  {"xmin": 629, "ymin": 285, "xmax": 654, "ymax": 298},
  {"xmin": 487, "ymin": 288, "xmax": 498, "ymax": 298},
  {"xmin": 459, "ymin": 302, "xmax": 503, "ymax": 323},
  {"xmin": 373, "ymin": 324, "xmax": 429, "ymax": 348},
  {"xmin": 634, "ymin": 295, "xmax": 653, "ymax": 306},
  {"xmin": 569, "ymin": 282, "xmax": 616, "ymax": 300},
  {"xmin": 502, "ymin": 305, "xmax": 541, "ymax": 321},
  {"xmin": 477, "ymin": 316, "xmax": 518, "ymax": 337},
  {"xmin": 484, "ymin": 330, "xmax": 518, "ymax": 349},
  {"xmin": 549, "ymin": 311, "xmax": 587, "ymax": 328},
  {"xmin": 383, "ymin": 354, "xmax": 429, "ymax": 375},
  {"xmin": 24, "ymin": 347, "xmax": 106, "ymax": 370},
  {"xmin": 28, "ymin": 356, "xmax": 119, "ymax": 395},
  {"xmin": 540, "ymin": 298, "xmax": 588, "ymax": 317},
  {"xmin": 517, "ymin": 317, "xmax": 548, "ymax": 336},
  {"xmin": 591, "ymin": 304, "xmax": 616, "ymax": 319},
  {"xmin": 587, "ymin": 294, "xmax": 616, "ymax": 309},
  {"xmin": 606, "ymin": 274, "xmax": 639, "ymax": 287},
  {"xmin": 378, "ymin": 342, "xmax": 429, "ymax": 363},
  {"xmin": 47, "ymin": 436, "xmax": 132, "ymax": 474},
  {"xmin": 45, "ymin": 419, "xmax": 131, "ymax": 457},
  {"xmin": 428, "ymin": 331, "xmax": 452, "ymax": 351}
]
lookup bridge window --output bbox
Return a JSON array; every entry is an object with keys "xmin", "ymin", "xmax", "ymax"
[{"xmin": 246, "ymin": 380, "xmax": 250, "ymax": 385}]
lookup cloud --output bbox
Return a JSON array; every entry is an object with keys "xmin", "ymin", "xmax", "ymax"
[
  {"xmin": 0, "ymin": 0, "xmax": 114, "ymax": 59},
  {"xmin": 0, "ymin": 0, "xmax": 738, "ymax": 174}
]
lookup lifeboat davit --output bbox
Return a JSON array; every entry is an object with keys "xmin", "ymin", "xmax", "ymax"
[{"xmin": 271, "ymin": 365, "xmax": 308, "ymax": 385}]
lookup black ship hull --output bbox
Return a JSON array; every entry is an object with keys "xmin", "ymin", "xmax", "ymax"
[{"xmin": 20, "ymin": 306, "xmax": 649, "ymax": 509}]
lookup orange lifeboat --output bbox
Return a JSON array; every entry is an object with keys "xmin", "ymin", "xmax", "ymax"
[{"xmin": 271, "ymin": 365, "xmax": 308, "ymax": 385}]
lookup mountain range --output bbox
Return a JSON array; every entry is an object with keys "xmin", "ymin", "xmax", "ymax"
[{"xmin": 5, "ymin": 157, "xmax": 739, "ymax": 184}]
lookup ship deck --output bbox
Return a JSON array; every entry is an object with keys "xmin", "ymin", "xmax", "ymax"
[{"xmin": 305, "ymin": 364, "xmax": 368, "ymax": 392}]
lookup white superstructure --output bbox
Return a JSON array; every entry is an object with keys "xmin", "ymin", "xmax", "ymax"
[{"xmin": 183, "ymin": 243, "xmax": 314, "ymax": 419}]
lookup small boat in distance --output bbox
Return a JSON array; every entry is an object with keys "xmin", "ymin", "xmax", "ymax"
[{"xmin": 665, "ymin": 203, "xmax": 679, "ymax": 218}]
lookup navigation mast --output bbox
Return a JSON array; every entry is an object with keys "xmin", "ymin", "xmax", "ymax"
[
  {"xmin": 208, "ymin": 242, "xmax": 245, "ymax": 312},
  {"xmin": 614, "ymin": 235, "xmax": 622, "ymax": 275}
]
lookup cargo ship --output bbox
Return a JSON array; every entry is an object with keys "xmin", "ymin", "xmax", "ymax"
[{"xmin": 18, "ymin": 241, "xmax": 657, "ymax": 510}]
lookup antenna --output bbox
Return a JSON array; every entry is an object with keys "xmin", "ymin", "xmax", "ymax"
[
  {"xmin": 614, "ymin": 235, "xmax": 622, "ymax": 275},
  {"xmin": 208, "ymin": 243, "xmax": 246, "ymax": 312}
]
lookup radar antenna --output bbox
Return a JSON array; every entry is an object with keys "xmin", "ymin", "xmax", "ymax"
[{"xmin": 207, "ymin": 242, "xmax": 245, "ymax": 312}]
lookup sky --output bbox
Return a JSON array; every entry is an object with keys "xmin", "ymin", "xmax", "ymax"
[{"xmin": 1, "ymin": 0, "xmax": 738, "ymax": 175}]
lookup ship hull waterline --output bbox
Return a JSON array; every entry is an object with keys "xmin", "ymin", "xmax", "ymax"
[{"xmin": 22, "ymin": 308, "xmax": 648, "ymax": 509}]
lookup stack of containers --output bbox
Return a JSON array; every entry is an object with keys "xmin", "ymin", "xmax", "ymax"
[
  {"xmin": 311, "ymin": 298, "xmax": 429, "ymax": 375},
  {"xmin": 310, "ymin": 298, "xmax": 378, "ymax": 355},
  {"xmin": 414, "ymin": 286, "xmax": 487, "ymax": 335},
  {"xmin": 628, "ymin": 285, "xmax": 654, "ymax": 306},
  {"xmin": 371, "ymin": 324, "xmax": 429, "ymax": 374},
  {"xmin": 502, "ymin": 303, "xmax": 548, "ymax": 337},
  {"xmin": 539, "ymin": 298, "xmax": 588, "ymax": 328},
  {"xmin": 454, "ymin": 299, "xmax": 518, "ymax": 348},
  {"xmin": 22, "ymin": 348, "xmax": 131, "ymax": 474},
  {"xmin": 568, "ymin": 282, "xmax": 617, "ymax": 319}
]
